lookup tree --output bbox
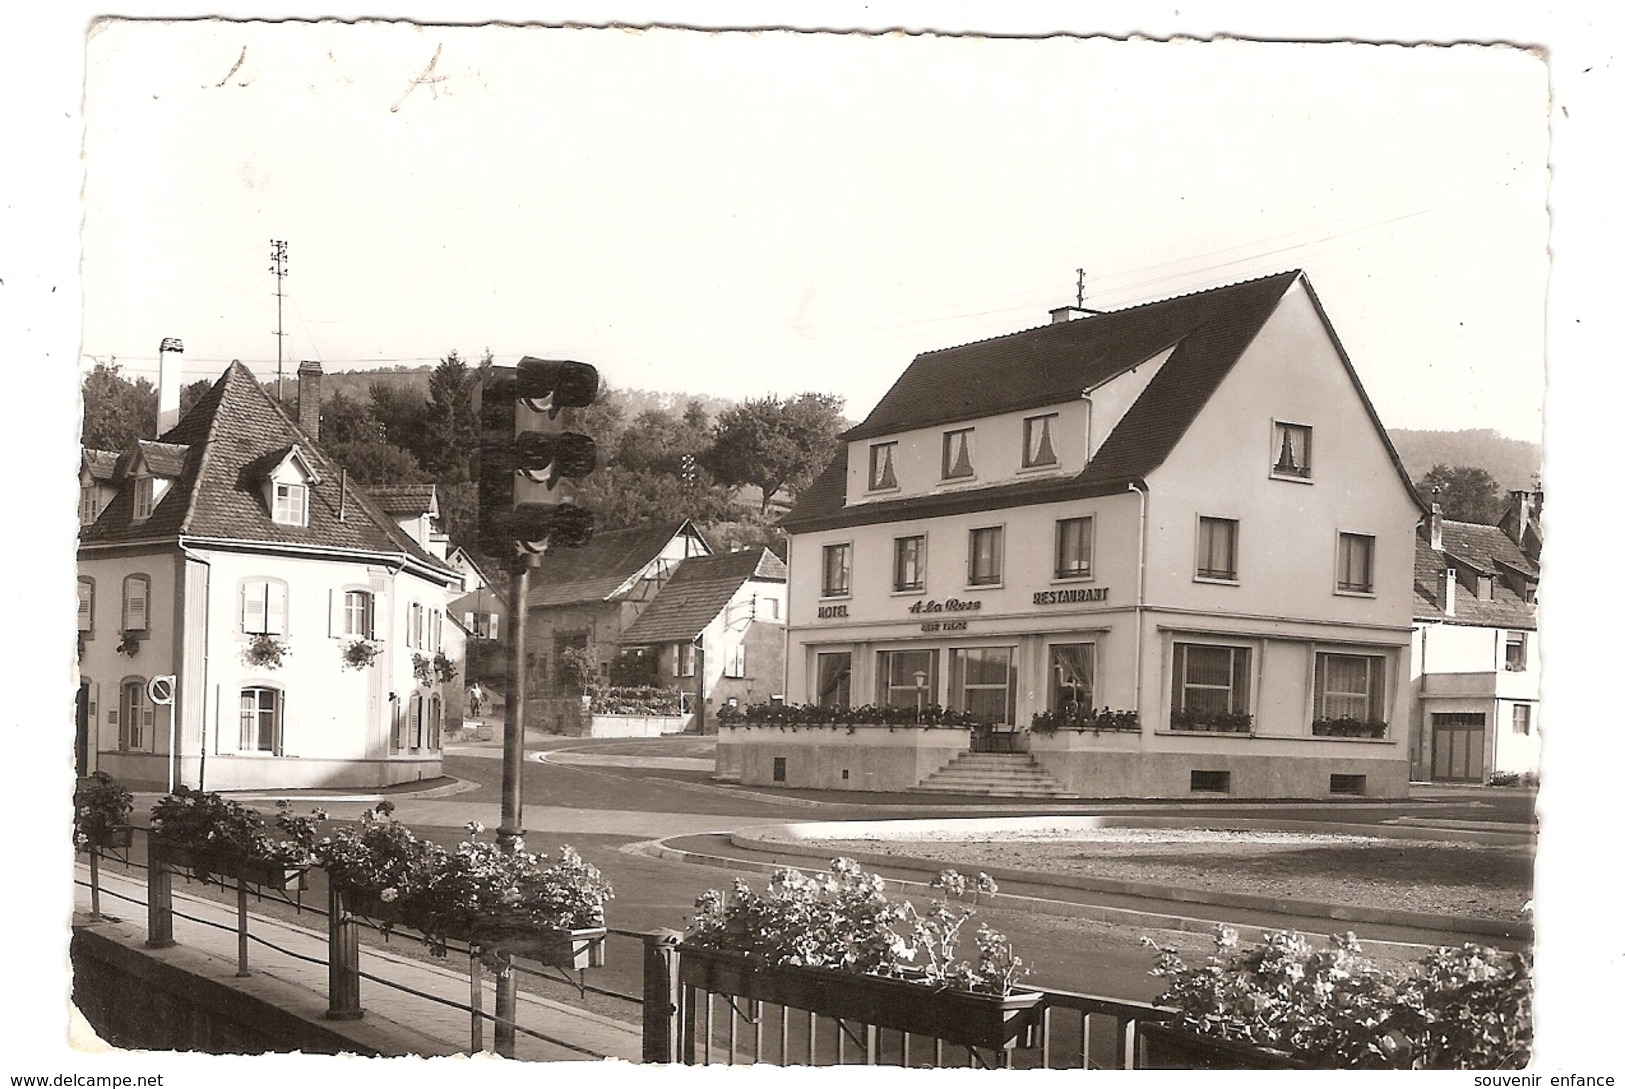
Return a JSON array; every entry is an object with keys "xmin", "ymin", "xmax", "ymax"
[
  {"xmin": 80, "ymin": 362, "xmax": 156, "ymax": 449},
  {"xmin": 420, "ymin": 350, "xmax": 480, "ymax": 481},
  {"xmin": 1420, "ymin": 464, "xmax": 1504, "ymax": 524},
  {"xmin": 324, "ymin": 439, "xmax": 426, "ymax": 485},
  {"xmin": 178, "ymin": 379, "xmax": 213, "ymax": 423},
  {"xmin": 368, "ymin": 381, "xmax": 431, "ymax": 460},
  {"xmin": 703, "ymin": 393, "xmax": 846, "ymax": 514},
  {"xmin": 319, "ymin": 390, "xmax": 384, "ymax": 445}
]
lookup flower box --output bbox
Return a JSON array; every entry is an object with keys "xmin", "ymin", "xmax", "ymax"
[
  {"xmin": 149, "ymin": 841, "xmax": 308, "ymax": 891},
  {"xmin": 676, "ymin": 945, "xmax": 1044, "ymax": 1051},
  {"xmin": 1311, "ymin": 718, "xmax": 1388, "ymax": 739},
  {"xmin": 90, "ymin": 824, "xmax": 135, "ymax": 850},
  {"xmin": 490, "ymin": 925, "xmax": 607, "ymax": 969}
]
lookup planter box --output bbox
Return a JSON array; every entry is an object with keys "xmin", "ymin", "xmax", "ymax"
[
  {"xmin": 677, "ymin": 945, "xmax": 1043, "ymax": 1051},
  {"xmin": 82, "ymin": 825, "xmax": 134, "ymax": 850},
  {"xmin": 494, "ymin": 926, "xmax": 608, "ymax": 969},
  {"xmin": 148, "ymin": 841, "xmax": 308, "ymax": 891}
]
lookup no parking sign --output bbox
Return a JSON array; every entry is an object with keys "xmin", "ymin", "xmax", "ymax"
[{"xmin": 147, "ymin": 674, "xmax": 176, "ymax": 706}]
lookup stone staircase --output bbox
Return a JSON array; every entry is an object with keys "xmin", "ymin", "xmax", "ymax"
[{"xmin": 911, "ymin": 752, "xmax": 1079, "ymax": 799}]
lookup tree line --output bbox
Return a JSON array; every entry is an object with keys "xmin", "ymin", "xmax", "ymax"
[{"xmin": 78, "ymin": 355, "xmax": 846, "ymax": 567}]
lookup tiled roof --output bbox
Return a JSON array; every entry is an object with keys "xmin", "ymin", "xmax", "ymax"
[
  {"xmin": 366, "ymin": 484, "xmax": 438, "ymax": 517},
  {"xmin": 82, "ymin": 450, "xmax": 119, "ymax": 483},
  {"xmin": 620, "ymin": 547, "xmax": 786, "ymax": 644},
  {"xmin": 79, "ymin": 362, "xmax": 455, "ymax": 580},
  {"xmin": 1438, "ymin": 518, "xmax": 1537, "ymax": 579},
  {"xmin": 1414, "ymin": 534, "xmax": 1537, "ymax": 630},
  {"xmin": 789, "ymin": 272, "xmax": 1428, "ymax": 532},
  {"xmin": 132, "ymin": 441, "xmax": 191, "ymax": 479},
  {"xmin": 524, "ymin": 520, "xmax": 707, "ymax": 609}
]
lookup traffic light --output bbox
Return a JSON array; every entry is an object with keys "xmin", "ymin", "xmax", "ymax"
[{"xmin": 477, "ymin": 358, "xmax": 600, "ymax": 559}]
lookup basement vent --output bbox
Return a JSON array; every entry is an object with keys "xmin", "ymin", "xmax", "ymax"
[
  {"xmin": 772, "ymin": 757, "xmax": 787, "ymax": 783},
  {"xmin": 1329, "ymin": 774, "xmax": 1367, "ymax": 796},
  {"xmin": 1190, "ymin": 770, "xmax": 1231, "ymax": 794},
  {"xmin": 841, "ymin": 769, "xmax": 850, "ymax": 780}
]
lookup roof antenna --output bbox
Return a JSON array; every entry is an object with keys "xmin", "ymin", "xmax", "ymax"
[{"xmin": 1076, "ymin": 269, "xmax": 1086, "ymax": 308}]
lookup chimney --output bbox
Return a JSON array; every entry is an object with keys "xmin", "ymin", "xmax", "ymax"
[
  {"xmin": 156, "ymin": 337, "xmax": 184, "ymax": 435},
  {"xmin": 1429, "ymin": 502, "xmax": 1444, "ymax": 551},
  {"xmin": 1049, "ymin": 305, "xmax": 1099, "ymax": 324},
  {"xmin": 297, "ymin": 360, "xmax": 323, "ymax": 440},
  {"xmin": 1437, "ymin": 567, "xmax": 1457, "ymax": 617}
]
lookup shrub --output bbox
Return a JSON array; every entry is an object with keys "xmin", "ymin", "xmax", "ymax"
[
  {"xmin": 1030, "ymin": 705, "xmax": 1140, "ymax": 735},
  {"xmin": 589, "ymin": 685, "xmax": 684, "ymax": 716},
  {"xmin": 1143, "ymin": 926, "xmax": 1533, "ymax": 1069},
  {"xmin": 74, "ymin": 771, "xmax": 133, "ymax": 848},
  {"xmin": 148, "ymin": 787, "xmax": 316, "ymax": 872}
]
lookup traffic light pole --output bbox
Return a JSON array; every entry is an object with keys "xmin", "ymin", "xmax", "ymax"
[{"xmin": 497, "ymin": 558, "xmax": 530, "ymax": 853}]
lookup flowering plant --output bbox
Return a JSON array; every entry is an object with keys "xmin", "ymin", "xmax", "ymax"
[
  {"xmin": 115, "ymin": 631, "xmax": 140, "ymax": 658},
  {"xmin": 74, "ymin": 771, "xmax": 133, "ymax": 849},
  {"xmin": 148, "ymin": 787, "xmax": 316, "ymax": 877},
  {"xmin": 242, "ymin": 633, "xmax": 288, "ymax": 669},
  {"xmin": 1168, "ymin": 709, "xmax": 1252, "ymax": 733},
  {"xmin": 716, "ymin": 702, "xmax": 989, "ymax": 728},
  {"xmin": 1143, "ymin": 926, "xmax": 1532, "ymax": 1069},
  {"xmin": 590, "ymin": 686, "xmax": 684, "ymax": 716},
  {"xmin": 1311, "ymin": 717, "xmax": 1388, "ymax": 739},
  {"xmin": 311, "ymin": 807, "xmax": 613, "ymax": 956},
  {"xmin": 412, "ymin": 651, "xmax": 458, "ymax": 687},
  {"xmin": 341, "ymin": 638, "xmax": 381, "ymax": 670},
  {"xmin": 687, "ymin": 858, "xmax": 1028, "ymax": 996},
  {"xmin": 433, "ymin": 651, "xmax": 459, "ymax": 686},
  {"xmin": 1030, "ymin": 705, "xmax": 1140, "ymax": 735}
]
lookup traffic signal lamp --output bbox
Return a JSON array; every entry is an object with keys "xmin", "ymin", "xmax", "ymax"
[{"xmin": 477, "ymin": 358, "xmax": 600, "ymax": 558}]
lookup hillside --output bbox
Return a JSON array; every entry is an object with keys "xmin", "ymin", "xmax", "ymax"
[{"xmin": 1386, "ymin": 429, "xmax": 1542, "ymax": 494}]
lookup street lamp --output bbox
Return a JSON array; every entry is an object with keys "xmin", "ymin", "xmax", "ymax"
[{"xmin": 913, "ymin": 669, "xmax": 928, "ymax": 721}]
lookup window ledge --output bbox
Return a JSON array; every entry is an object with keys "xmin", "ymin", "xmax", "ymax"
[
  {"xmin": 1269, "ymin": 472, "xmax": 1314, "ymax": 484},
  {"xmin": 891, "ymin": 588, "xmax": 926, "ymax": 597},
  {"xmin": 1333, "ymin": 589, "xmax": 1377, "ymax": 599},
  {"xmin": 1017, "ymin": 462, "xmax": 1061, "ymax": 475},
  {"xmin": 1050, "ymin": 574, "xmax": 1095, "ymax": 585},
  {"xmin": 1193, "ymin": 576, "xmax": 1240, "ymax": 587},
  {"xmin": 966, "ymin": 583, "xmax": 1004, "ymax": 591}
]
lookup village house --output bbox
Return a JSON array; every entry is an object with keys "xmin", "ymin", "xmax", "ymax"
[
  {"xmin": 1410, "ymin": 492, "xmax": 1541, "ymax": 784},
  {"xmin": 76, "ymin": 359, "xmax": 463, "ymax": 790},
  {"xmin": 752, "ymin": 270, "xmax": 1427, "ymax": 800}
]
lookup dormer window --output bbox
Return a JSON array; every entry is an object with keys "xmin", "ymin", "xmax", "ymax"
[
  {"xmin": 942, "ymin": 428, "xmax": 975, "ymax": 481},
  {"xmin": 1023, "ymin": 414, "xmax": 1059, "ymax": 469},
  {"xmin": 1271, "ymin": 422, "xmax": 1312, "ymax": 480},
  {"xmin": 80, "ymin": 485, "xmax": 102, "ymax": 526},
  {"xmin": 133, "ymin": 477, "xmax": 156, "ymax": 521},
  {"xmin": 273, "ymin": 482, "xmax": 309, "ymax": 527},
  {"xmin": 868, "ymin": 442, "xmax": 898, "ymax": 491}
]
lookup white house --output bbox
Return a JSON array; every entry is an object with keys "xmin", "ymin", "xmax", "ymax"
[
  {"xmin": 760, "ymin": 271, "xmax": 1427, "ymax": 800},
  {"xmin": 76, "ymin": 360, "xmax": 463, "ymax": 791},
  {"xmin": 1410, "ymin": 494, "xmax": 1541, "ymax": 783}
]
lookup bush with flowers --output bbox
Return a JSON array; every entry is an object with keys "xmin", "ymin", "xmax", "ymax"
[
  {"xmin": 687, "ymin": 858, "xmax": 1028, "ymax": 996},
  {"xmin": 1142, "ymin": 926, "xmax": 1533, "ymax": 1069},
  {"xmin": 74, "ymin": 771, "xmax": 134, "ymax": 850},
  {"xmin": 148, "ymin": 787, "xmax": 317, "ymax": 869},
  {"xmin": 309, "ymin": 804, "xmax": 613, "ymax": 957}
]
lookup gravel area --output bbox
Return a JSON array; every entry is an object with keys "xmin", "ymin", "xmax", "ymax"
[{"xmin": 802, "ymin": 827, "xmax": 1534, "ymax": 921}]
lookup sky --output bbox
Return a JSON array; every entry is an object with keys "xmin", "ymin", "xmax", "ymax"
[
  {"xmin": 76, "ymin": 21, "xmax": 1551, "ymax": 441},
  {"xmin": 10, "ymin": 2, "xmax": 1624, "ymax": 1080}
]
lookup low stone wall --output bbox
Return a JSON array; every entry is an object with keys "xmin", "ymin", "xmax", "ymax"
[
  {"xmin": 70, "ymin": 921, "xmax": 453, "ymax": 1057},
  {"xmin": 716, "ymin": 724, "xmax": 973, "ymax": 793},
  {"xmin": 586, "ymin": 713, "xmax": 693, "ymax": 738}
]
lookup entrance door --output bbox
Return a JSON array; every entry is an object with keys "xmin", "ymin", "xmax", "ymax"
[{"xmin": 1431, "ymin": 712, "xmax": 1485, "ymax": 782}]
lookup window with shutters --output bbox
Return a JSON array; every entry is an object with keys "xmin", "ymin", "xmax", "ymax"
[
  {"xmin": 121, "ymin": 575, "xmax": 151, "ymax": 634},
  {"xmin": 78, "ymin": 578, "xmax": 95, "ymax": 635},
  {"xmin": 120, "ymin": 678, "xmax": 155, "ymax": 752},
  {"xmin": 239, "ymin": 686, "xmax": 283, "ymax": 753},
  {"xmin": 676, "ymin": 642, "xmax": 696, "ymax": 677},
  {"xmin": 240, "ymin": 578, "xmax": 288, "ymax": 636},
  {"xmin": 340, "ymin": 589, "xmax": 374, "ymax": 638}
]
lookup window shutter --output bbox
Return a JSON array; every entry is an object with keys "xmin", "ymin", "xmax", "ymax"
[
  {"xmin": 328, "ymin": 589, "xmax": 340, "ymax": 637},
  {"xmin": 125, "ymin": 578, "xmax": 148, "ymax": 632},
  {"xmin": 266, "ymin": 582, "xmax": 287, "ymax": 635},
  {"xmin": 489, "ymin": 614, "xmax": 500, "ymax": 641},
  {"xmin": 142, "ymin": 702, "xmax": 154, "ymax": 731},
  {"xmin": 242, "ymin": 581, "xmax": 265, "ymax": 633},
  {"xmin": 78, "ymin": 581, "xmax": 93, "ymax": 633}
]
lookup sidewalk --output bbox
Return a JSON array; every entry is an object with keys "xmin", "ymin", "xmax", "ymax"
[{"xmin": 73, "ymin": 863, "xmax": 641, "ymax": 1063}]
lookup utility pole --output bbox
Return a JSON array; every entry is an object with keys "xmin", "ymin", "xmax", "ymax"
[
  {"xmin": 269, "ymin": 240, "xmax": 289, "ymax": 401},
  {"xmin": 1077, "ymin": 268, "xmax": 1087, "ymax": 308}
]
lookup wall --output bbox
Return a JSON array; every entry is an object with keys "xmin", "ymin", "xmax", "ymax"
[{"xmin": 717, "ymin": 724, "xmax": 972, "ymax": 792}]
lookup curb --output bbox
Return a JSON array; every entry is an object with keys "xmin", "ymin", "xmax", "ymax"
[
  {"xmin": 623, "ymin": 836, "xmax": 1465, "ymax": 957},
  {"xmin": 727, "ymin": 824, "xmax": 1532, "ymax": 942}
]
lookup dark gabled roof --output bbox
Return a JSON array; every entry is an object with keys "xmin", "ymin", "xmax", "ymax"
[
  {"xmin": 784, "ymin": 271, "xmax": 1425, "ymax": 534},
  {"xmin": 1414, "ymin": 528, "xmax": 1538, "ymax": 630},
  {"xmin": 620, "ymin": 547, "xmax": 786, "ymax": 645},
  {"xmin": 524, "ymin": 520, "xmax": 707, "ymax": 609},
  {"xmin": 82, "ymin": 450, "xmax": 119, "ymax": 483},
  {"xmin": 130, "ymin": 441, "xmax": 191, "ymax": 479},
  {"xmin": 78, "ymin": 362, "xmax": 454, "ymax": 580},
  {"xmin": 366, "ymin": 484, "xmax": 438, "ymax": 518},
  {"xmin": 1437, "ymin": 519, "xmax": 1538, "ymax": 579}
]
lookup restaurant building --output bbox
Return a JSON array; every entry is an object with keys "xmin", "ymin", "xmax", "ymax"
[{"xmin": 760, "ymin": 271, "xmax": 1427, "ymax": 799}]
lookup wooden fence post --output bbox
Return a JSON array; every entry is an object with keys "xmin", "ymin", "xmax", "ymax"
[
  {"xmin": 145, "ymin": 849, "xmax": 175, "ymax": 948},
  {"xmin": 641, "ymin": 929, "xmax": 684, "ymax": 1063}
]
